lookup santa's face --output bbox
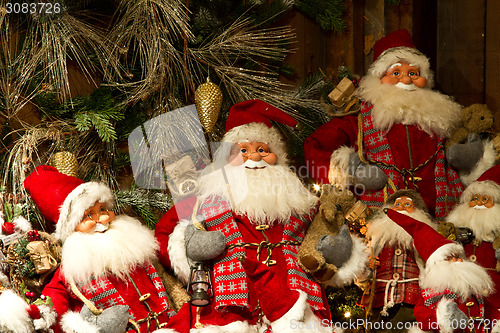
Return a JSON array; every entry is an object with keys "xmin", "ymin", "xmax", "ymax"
[
  {"xmin": 468, "ymin": 194, "xmax": 494, "ymax": 209},
  {"xmin": 392, "ymin": 196, "xmax": 416, "ymax": 213},
  {"xmin": 448, "ymin": 193, "xmax": 500, "ymax": 242},
  {"xmin": 228, "ymin": 141, "xmax": 278, "ymax": 168},
  {"xmin": 380, "ymin": 62, "xmax": 427, "ymax": 90},
  {"xmin": 74, "ymin": 201, "xmax": 115, "ymax": 233}
]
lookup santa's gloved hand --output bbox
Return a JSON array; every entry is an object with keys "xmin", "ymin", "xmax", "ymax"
[
  {"xmin": 348, "ymin": 153, "xmax": 387, "ymax": 190},
  {"xmin": 446, "ymin": 133, "xmax": 484, "ymax": 172},
  {"xmin": 442, "ymin": 301, "xmax": 468, "ymax": 330},
  {"xmin": 316, "ymin": 225, "xmax": 353, "ymax": 269},
  {"xmin": 185, "ymin": 224, "xmax": 226, "ymax": 261},
  {"xmin": 80, "ymin": 305, "xmax": 130, "ymax": 333}
]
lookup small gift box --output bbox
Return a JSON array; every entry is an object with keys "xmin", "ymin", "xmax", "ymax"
[
  {"xmin": 328, "ymin": 77, "xmax": 356, "ymax": 108},
  {"xmin": 26, "ymin": 240, "xmax": 58, "ymax": 275}
]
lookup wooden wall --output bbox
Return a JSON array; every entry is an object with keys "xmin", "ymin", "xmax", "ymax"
[{"xmin": 283, "ymin": 0, "xmax": 500, "ymax": 132}]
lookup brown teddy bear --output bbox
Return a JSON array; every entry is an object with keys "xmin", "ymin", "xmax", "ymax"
[
  {"xmin": 297, "ymin": 185, "xmax": 356, "ymax": 282},
  {"xmin": 446, "ymin": 103, "xmax": 495, "ymax": 149}
]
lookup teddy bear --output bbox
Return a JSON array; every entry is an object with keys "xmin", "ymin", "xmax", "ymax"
[
  {"xmin": 297, "ymin": 185, "xmax": 357, "ymax": 282},
  {"xmin": 446, "ymin": 103, "xmax": 495, "ymax": 149}
]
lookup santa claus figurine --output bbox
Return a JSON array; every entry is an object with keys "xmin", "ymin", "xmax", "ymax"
[
  {"xmin": 445, "ymin": 164, "xmax": 500, "ymax": 331},
  {"xmin": 358, "ymin": 189, "xmax": 434, "ymax": 332},
  {"xmin": 385, "ymin": 209, "xmax": 494, "ymax": 333},
  {"xmin": 304, "ymin": 29, "xmax": 484, "ymax": 219},
  {"xmin": 156, "ymin": 99, "xmax": 368, "ymax": 332},
  {"xmin": 0, "ymin": 165, "xmax": 187, "ymax": 333}
]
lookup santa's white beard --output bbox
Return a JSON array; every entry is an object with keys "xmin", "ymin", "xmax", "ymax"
[
  {"xmin": 355, "ymin": 75, "xmax": 461, "ymax": 138},
  {"xmin": 198, "ymin": 163, "xmax": 318, "ymax": 225},
  {"xmin": 422, "ymin": 259, "xmax": 493, "ymax": 301},
  {"xmin": 61, "ymin": 215, "xmax": 159, "ymax": 284},
  {"xmin": 447, "ymin": 203, "xmax": 500, "ymax": 242},
  {"xmin": 367, "ymin": 208, "xmax": 434, "ymax": 255}
]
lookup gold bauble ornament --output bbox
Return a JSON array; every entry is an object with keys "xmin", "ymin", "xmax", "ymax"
[
  {"xmin": 194, "ymin": 77, "xmax": 223, "ymax": 133},
  {"xmin": 49, "ymin": 151, "xmax": 79, "ymax": 178}
]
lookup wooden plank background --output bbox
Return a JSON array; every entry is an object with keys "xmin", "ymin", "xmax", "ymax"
[{"xmin": 284, "ymin": 0, "xmax": 500, "ymax": 131}]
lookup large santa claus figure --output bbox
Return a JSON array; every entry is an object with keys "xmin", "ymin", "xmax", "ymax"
[
  {"xmin": 445, "ymin": 164, "xmax": 500, "ymax": 331},
  {"xmin": 155, "ymin": 99, "xmax": 368, "ymax": 333},
  {"xmin": 304, "ymin": 29, "xmax": 483, "ymax": 219},
  {"xmin": 0, "ymin": 165, "xmax": 187, "ymax": 333},
  {"xmin": 385, "ymin": 209, "xmax": 493, "ymax": 333}
]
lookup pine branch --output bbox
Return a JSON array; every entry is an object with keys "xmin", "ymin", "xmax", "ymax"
[{"xmin": 294, "ymin": 0, "xmax": 346, "ymax": 32}]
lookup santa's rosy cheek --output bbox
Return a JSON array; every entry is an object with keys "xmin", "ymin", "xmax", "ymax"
[
  {"xmin": 412, "ymin": 77, "xmax": 427, "ymax": 88},
  {"xmin": 262, "ymin": 153, "xmax": 277, "ymax": 165},
  {"xmin": 380, "ymin": 75, "xmax": 399, "ymax": 85}
]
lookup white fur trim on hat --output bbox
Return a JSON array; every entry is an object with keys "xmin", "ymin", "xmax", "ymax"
[
  {"xmin": 369, "ymin": 46, "xmax": 434, "ymax": 88},
  {"xmin": 325, "ymin": 235, "xmax": 368, "ymax": 287},
  {"xmin": 425, "ymin": 242, "xmax": 464, "ymax": 269},
  {"xmin": 223, "ymin": 123, "xmax": 289, "ymax": 166},
  {"xmin": 269, "ymin": 290, "xmax": 332, "ymax": 333},
  {"xmin": 460, "ymin": 179, "xmax": 500, "ymax": 204},
  {"xmin": 168, "ymin": 219, "xmax": 192, "ymax": 285},
  {"xmin": 55, "ymin": 182, "xmax": 114, "ymax": 243},
  {"xmin": 0, "ymin": 290, "xmax": 31, "ymax": 332}
]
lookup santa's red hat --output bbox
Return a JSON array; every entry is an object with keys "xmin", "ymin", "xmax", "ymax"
[
  {"xmin": 369, "ymin": 29, "xmax": 434, "ymax": 87},
  {"xmin": 23, "ymin": 165, "xmax": 114, "ymax": 242},
  {"xmin": 222, "ymin": 99, "xmax": 298, "ymax": 166},
  {"xmin": 460, "ymin": 164, "xmax": 500, "ymax": 204},
  {"xmin": 385, "ymin": 209, "xmax": 463, "ymax": 267}
]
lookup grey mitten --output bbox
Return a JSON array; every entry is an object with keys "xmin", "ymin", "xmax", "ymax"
[
  {"xmin": 443, "ymin": 301, "xmax": 468, "ymax": 330},
  {"xmin": 348, "ymin": 153, "xmax": 387, "ymax": 190},
  {"xmin": 446, "ymin": 133, "xmax": 484, "ymax": 172},
  {"xmin": 495, "ymin": 248, "xmax": 500, "ymax": 261},
  {"xmin": 185, "ymin": 224, "xmax": 226, "ymax": 261},
  {"xmin": 316, "ymin": 225, "xmax": 353, "ymax": 269},
  {"xmin": 80, "ymin": 305, "xmax": 130, "ymax": 333}
]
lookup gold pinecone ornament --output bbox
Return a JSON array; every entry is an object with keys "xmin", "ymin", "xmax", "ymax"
[
  {"xmin": 194, "ymin": 77, "xmax": 223, "ymax": 133},
  {"xmin": 49, "ymin": 151, "xmax": 79, "ymax": 177}
]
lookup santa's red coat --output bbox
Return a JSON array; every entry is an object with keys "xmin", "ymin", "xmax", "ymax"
[
  {"xmin": 304, "ymin": 105, "xmax": 463, "ymax": 218},
  {"xmin": 462, "ymin": 241, "xmax": 500, "ymax": 323},
  {"xmin": 43, "ymin": 265, "xmax": 174, "ymax": 333}
]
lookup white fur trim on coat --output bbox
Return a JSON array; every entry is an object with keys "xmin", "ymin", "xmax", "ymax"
[
  {"xmin": 329, "ymin": 146, "xmax": 355, "ymax": 187},
  {"xmin": 55, "ymin": 182, "xmax": 114, "ymax": 243},
  {"xmin": 460, "ymin": 140, "xmax": 497, "ymax": 186},
  {"xmin": 61, "ymin": 311, "xmax": 100, "ymax": 333},
  {"xmin": 0, "ymin": 290, "xmax": 32, "ymax": 332},
  {"xmin": 191, "ymin": 321, "xmax": 257, "ymax": 333},
  {"xmin": 269, "ymin": 290, "xmax": 332, "ymax": 333},
  {"xmin": 369, "ymin": 46, "xmax": 434, "ymax": 88},
  {"xmin": 168, "ymin": 219, "xmax": 192, "ymax": 285},
  {"xmin": 325, "ymin": 235, "xmax": 368, "ymax": 288}
]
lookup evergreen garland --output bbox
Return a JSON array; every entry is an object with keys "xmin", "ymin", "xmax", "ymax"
[{"xmin": 294, "ymin": 0, "xmax": 346, "ymax": 32}]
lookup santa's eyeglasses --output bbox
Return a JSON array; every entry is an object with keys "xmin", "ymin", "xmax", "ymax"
[
  {"xmin": 385, "ymin": 69, "xmax": 420, "ymax": 80},
  {"xmin": 239, "ymin": 147, "xmax": 270, "ymax": 158},
  {"xmin": 85, "ymin": 208, "xmax": 111, "ymax": 222}
]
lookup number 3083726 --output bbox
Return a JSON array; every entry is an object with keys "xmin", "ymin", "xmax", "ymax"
[{"xmin": 6, "ymin": 2, "xmax": 61, "ymax": 14}]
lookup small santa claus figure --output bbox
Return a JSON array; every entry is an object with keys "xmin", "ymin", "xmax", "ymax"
[
  {"xmin": 446, "ymin": 164, "xmax": 500, "ymax": 331},
  {"xmin": 156, "ymin": 99, "xmax": 368, "ymax": 332},
  {"xmin": 358, "ymin": 189, "xmax": 434, "ymax": 332},
  {"xmin": 0, "ymin": 165, "xmax": 187, "ymax": 333},
  {"xmin": 385, "ymin": 209, "xmax": 493, "ymax": 333},
  {"xmin": 304, "ymin": 29, "xmax": 487, "ymax": 219}
]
